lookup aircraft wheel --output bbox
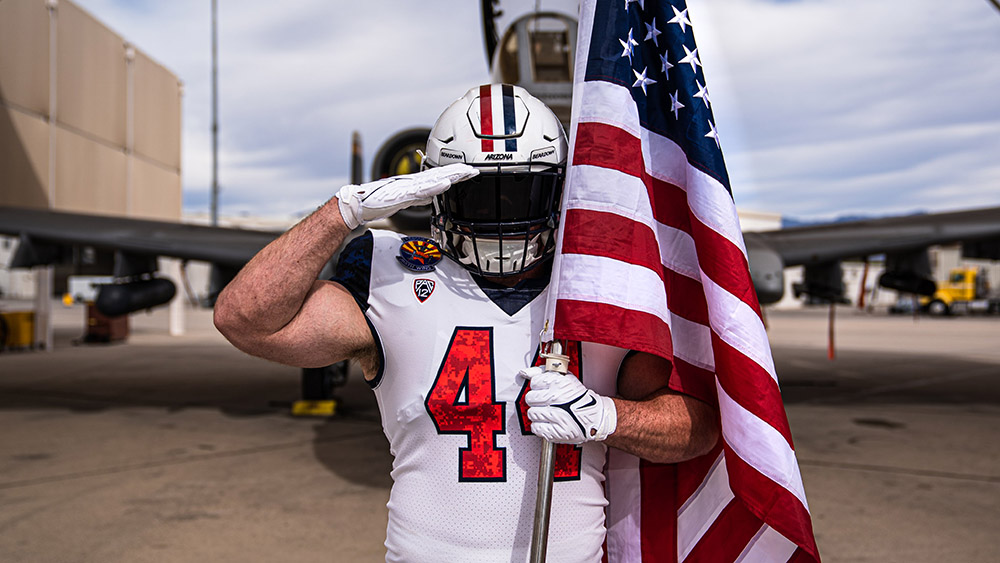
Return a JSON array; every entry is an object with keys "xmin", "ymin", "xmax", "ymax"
[
  {"xmin": 371, "ymin": 128, "xmax": 434, "ymax": 233},
  {"xmin": 927, "ymin": 299, "xmax": 949, "ymax": 316}
]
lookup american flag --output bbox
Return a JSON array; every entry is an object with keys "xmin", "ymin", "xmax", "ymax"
[{"xmin": 541, "ymin": 0, "xmax": 821, "ymax": 561}]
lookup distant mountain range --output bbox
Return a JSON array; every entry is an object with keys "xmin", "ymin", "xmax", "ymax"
[{"xmin": 781, "ymin": 210, "xmax": 928, "ymax": 229}]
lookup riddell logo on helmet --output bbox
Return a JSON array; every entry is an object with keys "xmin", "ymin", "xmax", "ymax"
[
  {"xmin": 484, "ymin": 153, "xmax": 514, "ymax": 161},
  {"xmin": 440, "ymin": 150, "xmax": 464, "ymax": 161}
]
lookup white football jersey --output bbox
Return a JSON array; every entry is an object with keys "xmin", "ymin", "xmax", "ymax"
[{"xmin": 333, "ymin": 229, "xmax": 628, "ymax": 563}]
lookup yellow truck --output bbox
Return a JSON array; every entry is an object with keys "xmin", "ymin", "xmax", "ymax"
[{"xmin": 922, "ymin": 267, "xmax": 1000, "ymax": 316}]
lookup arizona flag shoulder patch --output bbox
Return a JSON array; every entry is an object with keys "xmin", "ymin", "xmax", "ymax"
[{"xmin": 396, "ymin": 237, "xmax": 443, "ymax": 272}]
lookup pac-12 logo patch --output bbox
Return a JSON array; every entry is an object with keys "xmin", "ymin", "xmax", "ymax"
[
  {"xmin": 414, "ymin": 279, "xmax": 435, "ymax": 302},
  {"xmin": 397, "ymin": 236, "xmax": 443, "ymax": 272}
]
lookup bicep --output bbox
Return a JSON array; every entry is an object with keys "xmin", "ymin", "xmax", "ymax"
[
  {"xmin": 616, "ymin": 351, "xmax": 720, "ymax": 460},
  {"xmin": 617, "ymin": 351, "xmax": 672, "ymax": 400},
  {"xmin": 248, "ymin": 280, "xmax": 374, "ymax": 369}
]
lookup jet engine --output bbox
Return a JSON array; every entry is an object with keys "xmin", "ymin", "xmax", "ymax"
[
  {"xmin": 95, "ymin": 277, "xmax": 177, "ymax": 317},
  {"xmin": 744, "ymin": 234, "xmax": 786, "ymax": 304},
  {"xmin": 792, "ymin": 261, "xmax": 849, "ymax": 304},
  {"xmin": 878, "ymin": 249, "xmax": 936, "ymax": 296}
]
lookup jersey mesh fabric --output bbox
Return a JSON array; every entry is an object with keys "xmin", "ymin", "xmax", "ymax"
[{"xmin": 333, "ymin": 229, "xmax": 627, "ymax": 563}]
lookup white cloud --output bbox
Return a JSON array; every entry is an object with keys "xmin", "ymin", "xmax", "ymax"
[{"xmin": 691, "ymin": 0, "xmax": 1000, "ymax": 219}]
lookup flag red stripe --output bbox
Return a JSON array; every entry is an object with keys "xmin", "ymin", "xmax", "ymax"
[
  {"xmin": 554, "ymin": 299, "xmax": 673, "ymax": 360},
  {"xmin": 479, "ymin": 84, "xmax": 493, "ymax": 153},
  {"xmin": 574, "ymin": 122, "xmax": 692, "ymax": 232},
  {"xmin": 669, "ymin": 357, "xmax": 717, "ymax": 411},
  {"xmin": 573, "ymin": 121, "xmax": 645, "ymax": 178},
  {"xmin": 560, "ymin": 208, "xmax": 710, "ymax": 326},
  {"xmin": 682, "ymin": 499, "xmax": 764, "ymax": 562},
  {"xmin": 725, "ymin": 446, "xmax": 820, "ymax": 561},
  {"xmin": 573, "ymin": 122, "xmax": 760, "ymax": 315},
  {"xmin": 689, "ymin": 218, "xmax": 763, "ymax": 318},
  {"xmin": 640, "ymin": 461, "xmax": 678, "ymax": 562},
  {"xmin": 675, "ymin": 441, "xmax": 724, "ymax": 506},
  {"xmin": 712, "ymin": 333, "xmax": 793, "ymax": 446},
  {"xmin": 560, "ymin": 209, "xmax": 663, "ymax": 276}
]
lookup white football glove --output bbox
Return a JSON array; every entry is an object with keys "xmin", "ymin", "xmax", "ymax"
[
  {"xmin": 520, "ymin": 366, "xmax": 617, "ymax": 445},
  {"xmin": 335, "ymin": 163, "xmax": 479, "ymax": 229}
]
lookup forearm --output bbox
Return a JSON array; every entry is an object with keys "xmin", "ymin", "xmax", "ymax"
[
  {"xmin": 604, "ymin": 390, "xmax": 719, "ymax": 464},
  {"xmin": 215, "ymin": 197, "xmax": 351, "ymax": 338}
]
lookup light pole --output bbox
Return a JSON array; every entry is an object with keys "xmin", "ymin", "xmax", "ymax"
[{"xmin": 211, "ymin": 0, "xmax": 220, "ymax": 226}]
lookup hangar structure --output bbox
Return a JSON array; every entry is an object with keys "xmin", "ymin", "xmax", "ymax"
[{"xmin": 1, "ymin": 0, "xmax": 184, "ymax": 348}]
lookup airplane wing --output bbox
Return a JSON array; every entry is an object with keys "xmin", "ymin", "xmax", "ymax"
[
  {"xmin": 4, "ymin": 203, "xmax": 1000, "ymax": 308},
  {"xmin": 744, "ymin": 205, "xmax": 1000, "ymax": 304},
  {"xmin": 0, "ymin": 206, "xmax": 278, "ymax": 267}
]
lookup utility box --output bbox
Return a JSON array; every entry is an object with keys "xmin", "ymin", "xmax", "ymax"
[
  {"xmin": 0, "ymin": 310, "xmax": 35, "ymax": 349},
  {"xmin": 85, "ymin": 303, "xmax": 128, "ymax": 343}
]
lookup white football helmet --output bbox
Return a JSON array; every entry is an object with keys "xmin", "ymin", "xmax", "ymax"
[{"xmin": 424, "ymin": 84, "xmax": 568, "ymax": 277}]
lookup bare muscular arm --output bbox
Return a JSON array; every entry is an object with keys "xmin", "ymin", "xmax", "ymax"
[
  {"xmin": 603, "ymin": 352, "xmax": 720, "ymax": 464},
  {"xmin": 212, "ymin": 198, "xmax": 376, "ymax": 373}
]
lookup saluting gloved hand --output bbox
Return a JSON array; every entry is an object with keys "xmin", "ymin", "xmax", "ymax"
[
  {"xmin": 335, "ymin": 163, "xmax": 479, "ymax": 230},
  {"xmin": 519, "ymin": 366, "xmax": 618, "ymax": 445}
]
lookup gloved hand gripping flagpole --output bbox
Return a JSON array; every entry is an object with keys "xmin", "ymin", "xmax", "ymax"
[{"xmin": 530, "ymin": 336, "xmax": 570, "ymax": 563}]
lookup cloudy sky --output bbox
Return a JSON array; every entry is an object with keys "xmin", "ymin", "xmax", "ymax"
[{"xmin": 73, "ymin": 0, "xmax": 1000, "ymax": 222}]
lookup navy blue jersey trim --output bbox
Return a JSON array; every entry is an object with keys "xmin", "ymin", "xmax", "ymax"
[
  {"xmin": 330, "ymin": 231, "xmax": 382, "ymax": 387},
  {"xmin": 471, "ymin": 274, "xmax": 549, "ymax": 316},
  {"xmin": 365, "ymin": 316, "xmax": 386, "ymax": 389},
  {"xmin": 330, "ymin": 230, "xmax": 374, "ymax": 312}
]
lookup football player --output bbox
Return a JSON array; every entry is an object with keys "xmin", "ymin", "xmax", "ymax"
[{"xmin": 215, "ymin": 84, "xmax": 719, "ymax": 562}]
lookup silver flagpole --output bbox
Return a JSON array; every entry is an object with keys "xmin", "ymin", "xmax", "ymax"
[{"xmin": 530, "ymin": 341, "xmax": 570, "ymax": 563}]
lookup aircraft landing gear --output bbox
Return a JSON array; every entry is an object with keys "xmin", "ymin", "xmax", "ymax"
[{"xmin": 292, "ymin": 361, "xmax": 349, "ymax": 417}]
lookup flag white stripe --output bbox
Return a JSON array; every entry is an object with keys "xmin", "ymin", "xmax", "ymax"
[
  {"xmin": 669, "ymin": 313, "xmax": 715, "ymax": 372},
  {"xmin": 677, "ymin": 453, "xmax": 734, "ymax": 561},
  {"xmin": 576, "ymin": 81, "xmax": 643, "ymax": 139},
  {"xmin": 567, "ymin": 165, "xmax": 701, "ymax": 281},
  {"xmin": 554, "ymin": 254, "xmax": 716, "ymax": 370},
  {"xmin": 656, "ymin": 223, "xmax": 702, "ymax": 281},
  {"xmin": 703, "ymin": 276, "xmax": 778, "ymax": 383},
  {"xmin": 735, "ymin": 525, "xmax": 799, "ymax": 563},
  {"xmin": 717, "ymin": 383, "xmax": 809, "ymax": 507},
  {"xmin": 605, "ymin": 449, "xmax": 643, "ymax": 563},
  {"xmin": 556, "ymin": 254, "xmax": 669, "ymax": 320},
  {"xmin": 564, "ymin": 164, "xmax": 655, "ymax": 224}
]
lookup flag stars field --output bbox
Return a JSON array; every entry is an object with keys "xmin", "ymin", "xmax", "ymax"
[{"xmin": 608, "ymin": 0, "xmax": 724, "ymax": 165}]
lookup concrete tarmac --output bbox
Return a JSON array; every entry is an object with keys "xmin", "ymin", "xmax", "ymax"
[{"xmin": 1, "ymin": 302, "xmax": 998, "ymax": 562}]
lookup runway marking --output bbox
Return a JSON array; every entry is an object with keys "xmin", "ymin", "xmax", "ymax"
[
  {"xmin": 0, "ymin": 427, "xmax": 383, "ymax": 491},
  {"xmin": 798, "ymin": 458, "xmax": 1000, "ymax": 484}
]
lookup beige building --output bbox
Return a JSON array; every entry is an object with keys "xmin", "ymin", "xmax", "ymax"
[
  {"xmin": 1, "ymin": 0, "xmax": 184, "ymax": 344},
  {"xmin": 1, "ymin": 0, "xmax": 182, "ymax": 219}
]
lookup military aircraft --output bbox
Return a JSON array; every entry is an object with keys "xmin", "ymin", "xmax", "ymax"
[{"xmin": 3, "ymin": 0, "xmax": 999, "ymax": 405}]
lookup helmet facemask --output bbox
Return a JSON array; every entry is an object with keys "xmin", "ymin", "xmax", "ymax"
[
  {"xmin": 431, "ymin": 163, "xmax": 563, "ymax": 278},
  {"xmin": 424, "ymin": 84, "xmax": 568, "ymax": 277}
]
